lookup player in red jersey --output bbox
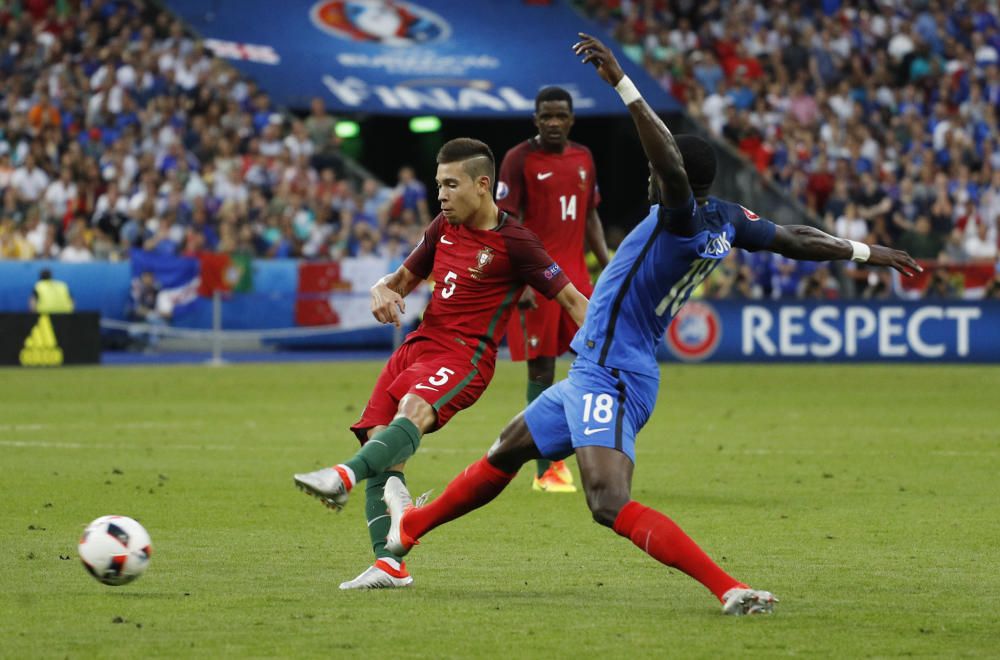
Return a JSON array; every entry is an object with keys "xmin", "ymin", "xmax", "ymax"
[
  {"xmin": 498, "ymin": 86, "xmax": 610, "ymax": 493},
  {"xmin": 293, "ymin": 138, "xmax": 589, "ymax": 589}
]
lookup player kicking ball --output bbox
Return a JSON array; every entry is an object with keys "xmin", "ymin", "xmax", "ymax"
[
  {"xmin": 380, "ymin": 35, "xmax": 922, "ymax": 614},
  {"xmin": 293, "ymin": 138, "xmax": 588, "ymax": 589}
]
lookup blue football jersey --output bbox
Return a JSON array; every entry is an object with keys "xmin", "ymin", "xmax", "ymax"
[{"xmin": 570, "ymin": 195, "xmax": 777, "ymax": 377}]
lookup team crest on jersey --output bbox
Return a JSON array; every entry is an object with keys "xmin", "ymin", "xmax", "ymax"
[
  {"xmin": 740, "ymin": 205, "xmax": 760, "ymax": 221},
  {"xmin": 468, "ymin": 246, "xmax": 495, "ymax": 280},
  {"xmin": 664, "ymin": 301, "xmax": 721, "ymax": 362},
  {"xmin": 578, "ymin": 166, "xmax": 588, "ymax": 191},
  {"xmin": 310, "ymin": 0, "xmax": 450, "ymax": 46},
  {"xmin": 496, "ymin": 181, "xmax": 509, "ymax": 200}
]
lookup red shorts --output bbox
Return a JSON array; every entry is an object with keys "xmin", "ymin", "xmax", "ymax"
[
  {"xmin": 506, "ymin": 270, "xmax": 592, "ymax": 362},
  {"xmin": 350, "ymin": 338, "xmax": 491, "ymax": 442}
]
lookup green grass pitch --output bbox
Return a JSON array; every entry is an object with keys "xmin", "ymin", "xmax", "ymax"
[{"xmin": 1, "ymin": 360, "xmax": 998, "ymax": 657}]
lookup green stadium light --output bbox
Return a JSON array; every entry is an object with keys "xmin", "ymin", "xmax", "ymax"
[
  {"xmin": 409, "ymin": 116, "xmax": 441, "ymax": 133},
  {"xmin": 335, "ymin": 120, "xmax": 360, "ymax": 139}
]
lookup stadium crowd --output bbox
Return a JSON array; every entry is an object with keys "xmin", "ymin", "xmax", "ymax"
[
  {"xmin": 577, "ymin": 0, "xmax": 1000, "ymax": 298},
  {"xmin": 1, "ymin": 0, "xmax": 998, "ymax": 300},
  {"xmin": 0, "ymin": 0, "xmax": 431, "ymax": 267}
]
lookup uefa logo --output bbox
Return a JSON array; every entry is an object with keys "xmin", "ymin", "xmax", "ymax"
[
  {"xmin": 664, "ymin": 301, "xmax": 721, "ymax": 362},
  {"xmin": 310, "ymin": 0, "xmax": 451, "ymax": 46}
]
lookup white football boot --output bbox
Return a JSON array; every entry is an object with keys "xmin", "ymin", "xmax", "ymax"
[
  {"xmin": 721, "ymin": 587, "xmax": 778, "ymax": 615},
  {"xmin": 383, "ymin": 475, "xmax": 416, "ymax": 557},
  {"xmin": 293, "ymin": 467, "xmax": 350, "ymax": 511},
  {"xmin": 338, "ymin": 560, "xmax": 413, "ymax": 590}
]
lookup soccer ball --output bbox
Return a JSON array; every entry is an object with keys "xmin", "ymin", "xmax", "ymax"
[{"xmin": 78, "ymin": 515, "xmax": 152, "ymax": 586}]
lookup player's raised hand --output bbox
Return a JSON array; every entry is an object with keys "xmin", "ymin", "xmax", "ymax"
[
  {"xmin": 371, "ymin": 280, "xmax": 406, "ymax": 327},
  {"xmin": 867, "ymin": 245, "xmax": 924, "ymax": 277},
  {"xmin": 572, "ymin": 33, "xmax": 625, "ymax": 87}
]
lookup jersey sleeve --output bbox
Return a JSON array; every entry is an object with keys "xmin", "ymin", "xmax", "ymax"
[
  {"xmin": 730, "ymin": 204, "xmax": 778, "ymax": 252},
  {"xmin": 496, "ymin": 145, "xmax": 526, "ymax": 218},
  {"xmin": 403, "ymin": 215, "xmax": 445, "ymax": 279},
  {"xmin": 503, "ymin": 225, "xmax": 571, "ymax": 299}
]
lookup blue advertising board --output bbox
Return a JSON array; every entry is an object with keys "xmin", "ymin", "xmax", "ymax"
[
  {"xmin": 163, "ymin": 0, "xmax": 682, "ymax": 116},
  {"xmin": 4, "ymin": 261, "xmax": 996, "ymax": 360},
  {"xmin": 0, "ymin": 260, "xmax": 131, "ymax": 320},
  {"xmin": 658, "ymin": 300, "xmax": 1000, "ymax": 363}
]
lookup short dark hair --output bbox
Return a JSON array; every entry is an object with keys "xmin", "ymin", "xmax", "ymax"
[
  {"xmin": 675, "ymin": 134, "xmax": 717, "ymax": 197},
  {"xmin": 535, "ymin": 86, "xmax": 573, "ymax": 113},
  {"xmin": 39, "ymin": 268, "xmax": 52, "ymax": 280},
  {"xmin": 437, "ymin": 138, "xmax": 495, "ymax": 188}
]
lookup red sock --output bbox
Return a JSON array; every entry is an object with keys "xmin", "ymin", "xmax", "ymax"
[
  {"xmin": 613, "ymin": 501, "xmax": 745, "ymax": 601},
  {"xmin": 402, "ymin": 455, "xmax": 516, "ymax": 542}
]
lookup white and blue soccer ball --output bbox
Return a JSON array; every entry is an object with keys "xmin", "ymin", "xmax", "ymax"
[{"xmin": 78, "ymin": 515, "xmax": 152, "ymax": 586}]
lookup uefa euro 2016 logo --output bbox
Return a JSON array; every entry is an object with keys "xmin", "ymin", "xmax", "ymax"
[
  {"xmin": 310, "ymin": 0, "xmax": 451, "ymax": 46},
  {"xmin": 665, "ymin": 301, "xmax": 721, "ymax": 362}
]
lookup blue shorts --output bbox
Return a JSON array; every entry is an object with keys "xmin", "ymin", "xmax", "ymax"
[{"xmin": 524, "ymin": 357, "xmax": 658, "ymax": 463}]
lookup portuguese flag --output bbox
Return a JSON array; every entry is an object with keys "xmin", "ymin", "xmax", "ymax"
[{"xmin": 198, "ymin": 253, "xmax": 253, "ymax": 296}]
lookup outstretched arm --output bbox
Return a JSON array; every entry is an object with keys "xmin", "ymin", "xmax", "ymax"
[
  {"xmin": 573, "ymin": 33, "xmax": 690, "ymax": 208},
  {"xmin": 554, "ymin": 282, "xmax": 589, "ymax": 328},
  {"xmin": 371, "ymin": 266, "xmax": 422, "ymax": 327},
  {"xmin": 769, "ymin": 225, "xmax": 922, "ymax": 277}
]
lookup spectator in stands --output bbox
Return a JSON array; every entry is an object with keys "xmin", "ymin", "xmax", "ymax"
[
  {"xmin": 42, "ymin": 167, "xmax": 78, "ymax": 224},
  {"xmin": 11, "ymin": 154, "xmax": 50, "ymax": 209},
  {"xmin": 59, "ymin": 221, "xmax": 93, "ymax": 263},
  {"xmin": 898, "ymin": 216, "xmax": 945, "ymax": 260},
  {"xmin": 24, "ymin": 212, "xmax": 58, "ymax": 259},
  {"xmin": 0, "ymin": 217, "xmax": 34, "ymax": 259},
  {"xmin": 142, "ymin": 213, "xmax": 181, "ymax": 257},
  {"xmin": 284, "ymin": 119, "xmax": 315, "ymax": 162},
  {"xmin": 128, "ymin": 269, "xmax": 168, "ymax": 348},
  {"xmin": 692, "ymin": 51, "xmax": 723, "ymax": 94},
  {"xmin": 28, "ymin": 92, "xmax": 61, "ymax": 134},
  {"xmin": 832, "ymin": 202, "xmax": 868, "ymax": 244},
  {"xmin": 924, "ymin": 267, "xmax": 960, "ymax": 299},
  {"xmin": 92, "ymin": 181, "xmax": 130, "ymax": 246},
  {"xmin": 305, "ymin": 97, "xmax": 341, "ymax": 172},
  {"xmin": 391, "ymin": 166, "xmax": 430, "ymax": 225},
  {"xmin": 963, "ymin": 216, "xmax": 998, "ymax": 262},
  {"xmin": 801, "ymin": 265, "xmax": 840, "ymax": 300}
]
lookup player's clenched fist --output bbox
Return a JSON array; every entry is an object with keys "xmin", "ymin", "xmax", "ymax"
[{"xmin": 370, "ymin": 280, "xmax": 406, "ymax": 327}]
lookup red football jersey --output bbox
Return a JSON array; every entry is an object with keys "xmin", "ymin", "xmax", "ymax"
[
  {"xmin": 497, "ymin": 138, "xmax": 600, "ymax": 290},
  {"xmin": 403, "ymin": 211, "xmax": 570, "ymax": 374}
]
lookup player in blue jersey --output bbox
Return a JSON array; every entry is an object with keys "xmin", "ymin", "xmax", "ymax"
[{"xmin": 379, "ymin": 35, "xmax": 922, "ymax": 615}]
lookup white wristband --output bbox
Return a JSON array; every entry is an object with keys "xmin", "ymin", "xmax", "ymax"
[
  {"xmin": 849, "ymin": 240, "xmax": 870, "ymax": 263},
  {"xmin": 614, "ymin": 75, "xmax": 642, "ymax": 106}
]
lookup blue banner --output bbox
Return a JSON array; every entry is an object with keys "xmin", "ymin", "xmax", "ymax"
[
  {"xmin": 129, "ymin": 249, "xmax": 199, "ymax": 290},
  {"xmin": 0, "ymin": 261, "xmax": 131, "ymax": 319},
  {"xmin": 658, "ymin": 300, "xmax": 1000, "ymax": 363},
  {"xmin": 164, "ymin": 0, "xmax": 682, "ymax": 116}
]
